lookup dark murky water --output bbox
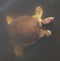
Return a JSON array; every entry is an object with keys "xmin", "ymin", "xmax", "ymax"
[{"xmin": 0, "ymin": 0, "xmax": 60, "ymax": 61}]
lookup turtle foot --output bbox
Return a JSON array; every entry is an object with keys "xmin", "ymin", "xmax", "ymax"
[
  {"xmin": 39, "ymin": 29, "xmax": 52, "ymax": 38},
  {"xmin": 14, "ymin": 46, "xmax": 23, "ymax": 56}
]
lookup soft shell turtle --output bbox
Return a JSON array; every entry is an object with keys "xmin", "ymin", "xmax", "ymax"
[{"xmin": 6, "ymin": 6, "xmax": 55, "ymax": 56}]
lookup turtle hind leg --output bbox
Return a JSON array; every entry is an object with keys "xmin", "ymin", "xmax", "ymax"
[{"xmin": 14, "ymin": 46, "xmax": 23, "ymax": 56}]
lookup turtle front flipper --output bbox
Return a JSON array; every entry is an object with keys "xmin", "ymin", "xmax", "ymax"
[
  {"xmin": 32, "ymin": 6, "xmax": 43, "ymax": 22},
  {"xmin": 14, "ymin": 46, "xmax": 23, "ymax": 56},
  {"xmin": 39, "ymin": 29, "xmax": 52, "ymax": 38}
]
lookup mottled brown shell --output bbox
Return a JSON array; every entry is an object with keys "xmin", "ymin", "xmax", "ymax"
[{"xmin": 8, "ymin": 15, "xmax": 40, "ymax": 46}]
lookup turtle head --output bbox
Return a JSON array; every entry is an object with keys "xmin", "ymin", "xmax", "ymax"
[{"xmin": 6, "ymin": 16, "xmax": 13, "ymax": 25}]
